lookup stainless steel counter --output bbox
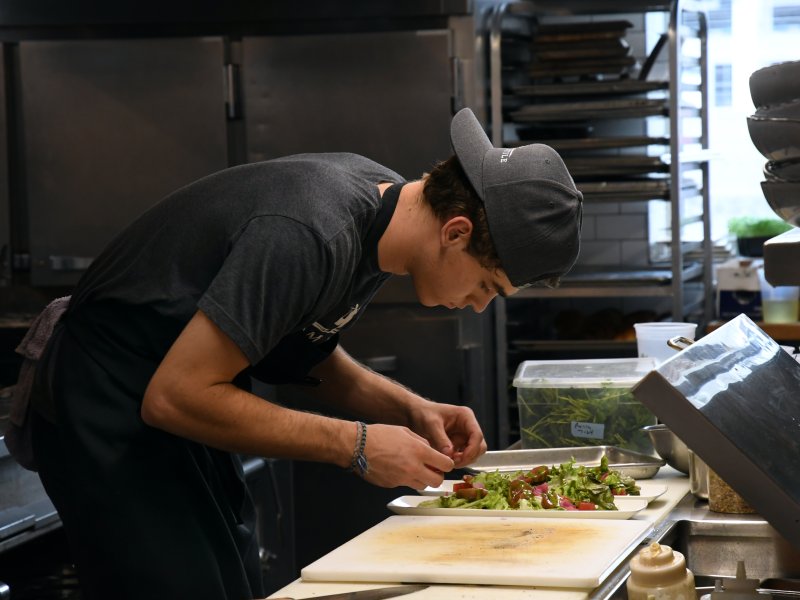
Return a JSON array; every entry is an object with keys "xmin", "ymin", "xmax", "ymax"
[
  {"xmin": 589, "ymin": 491, "xmax": 800, "ymax": 600},
  {"xmin": 0, "ymin": 436, "xmax": 60, "ymax": 554},
  {"xmin": 267, "ymin": 469, "xmax": 694, "ymax": 600}
]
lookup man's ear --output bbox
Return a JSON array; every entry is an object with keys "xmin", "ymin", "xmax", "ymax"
[{"xmin": 441, "ymin": 216, "xmax": 473, "ymax": 247}]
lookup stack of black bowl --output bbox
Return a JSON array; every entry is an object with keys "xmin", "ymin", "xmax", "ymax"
[{"xmin": 747, "ymin": 60, "xmax": 800, "ymax": 227}]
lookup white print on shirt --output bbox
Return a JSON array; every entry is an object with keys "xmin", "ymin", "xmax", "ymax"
[{"xmin": 304, "ymin": 304, "xmax": 361, "ymax": 343}]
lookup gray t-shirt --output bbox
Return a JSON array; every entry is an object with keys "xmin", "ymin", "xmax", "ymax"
[{"xmin": 69, "ymin": 153, "xmax": 405, "ymax": 379}]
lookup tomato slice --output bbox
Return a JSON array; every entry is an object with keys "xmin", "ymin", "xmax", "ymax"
[
  {"xmin": 527, "ymin": 465, "xmax": 550, "ymax": 484},
  {"xmin": 577, "ymin": 501, "xmax": 596, "ymax": 511},
  {"xmin": 455, "ymin": 487, "xmax": 488, "ymax": 500},
  {"xmin": 611, "ymin": 487, "xmax": 628, "ymax": 495},
  {"xmin": 452, "ymin": 482, "xmax": 472, "ymax": 492},
  {"xmin": 541, "ymin": 491, "xmax": 560, "ymax": 509}
]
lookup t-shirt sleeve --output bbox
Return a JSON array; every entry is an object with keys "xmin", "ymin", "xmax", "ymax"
[{"xmin": 197, "ymin": 215, "xmax": 332, "ymax": 365}]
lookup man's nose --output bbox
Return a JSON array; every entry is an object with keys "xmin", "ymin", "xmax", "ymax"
[{"xmin": 470, "ymin": 294, "xmax": 494, "ymax": 313}]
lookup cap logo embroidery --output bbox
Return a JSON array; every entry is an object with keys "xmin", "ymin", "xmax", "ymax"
[{"xmin": 500, "ymin": 148, "xmax": 515, "ymax": 163}]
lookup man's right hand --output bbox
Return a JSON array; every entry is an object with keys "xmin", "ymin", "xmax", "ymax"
[{"xmin": 359, "ymin": 423, "xmax": 454, "ymax": 490}]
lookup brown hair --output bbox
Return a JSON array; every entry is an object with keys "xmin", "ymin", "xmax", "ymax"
[{"xmin": 422, "ymin": 155, "xmax": 501, "ymax": 270}]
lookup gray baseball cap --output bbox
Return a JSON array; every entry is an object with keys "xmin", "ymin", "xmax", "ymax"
[{"xmin": 450, "ymin": 108, "xmax": 583, "ymax": 288}]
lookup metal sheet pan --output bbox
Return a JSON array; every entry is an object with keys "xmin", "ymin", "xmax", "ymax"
[
  {"xmin": 510, "ymin": 98, "xmax": 668, "ymax": 122},
  {"xmin": 529, "ymin": 57, "xmax": 638, "ymax": 79},
  {"xmin": 530, "ymin": 38, "xmax": 630, "ymax": 61},
  {"xmin": 560, "ymin": 265, "xmax": 683, "ymax": 286},
  {"xmin": 564, "ymin": 155, "xmax": 669, "ymax": 177},
  {"xmin": 465, "ymin": 446, "xmax": 665, "ymax": 479},
  {"xmin": 534, "ymin": 19, "xmax": 634, "ymax": 43},
  {"xmin": 513, "ymin": 80, "xmax": 667, "ymax": 98},
  {"xmin": 577, "ymin": 179, "xmax": 671, "ymax": 201},
  {"xmin": 509, "ymin": 135, "xmax": 670, "ymax": 152}
]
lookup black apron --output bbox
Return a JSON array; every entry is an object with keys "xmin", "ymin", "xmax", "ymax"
[{"xmin": 31, "ymin": 301, "xmax": 267, "ymax": 600}]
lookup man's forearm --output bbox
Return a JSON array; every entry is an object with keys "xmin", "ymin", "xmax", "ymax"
[
  {"xmin": 307, "ymin": 346, "xmax": 429, "ymax": 425},
  {"xmin": 142, "ymin": 310, "xmax": 357, "ymax": 466},
  {"xmin": 144, "ymin": 378, "xmax": 356, "ymax": 466}
]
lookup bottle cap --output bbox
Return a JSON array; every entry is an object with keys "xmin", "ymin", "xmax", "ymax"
[{"xmin": 629, "ymin": 542, "xmax": 690, "ymax": 587}]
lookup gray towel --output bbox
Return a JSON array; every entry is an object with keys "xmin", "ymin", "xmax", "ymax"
[{"xmin": 5, "ymin": 295, "xmax": 70, "ymax": 471}]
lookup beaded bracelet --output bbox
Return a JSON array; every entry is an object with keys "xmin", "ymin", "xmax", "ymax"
[{"xmin": 348, "ymin": 421, "xmax": 369, "ymax": 478}]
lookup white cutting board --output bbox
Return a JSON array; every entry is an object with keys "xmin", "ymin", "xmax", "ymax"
[{"xmin": 301, "ymin": 515, "xmax": 653, "ymax": 588}]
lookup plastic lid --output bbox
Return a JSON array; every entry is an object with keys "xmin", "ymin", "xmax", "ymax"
[
  {"xmin": 629, "ymin": 542, "xmax": 690, "ymax": 587},
  {"xmin": 631, "ymin": 314, "xmax": 800, "ymax": 548},
  {"xmin": 513, "ymin": 357, "xmax": 658, "ymax": 389}
]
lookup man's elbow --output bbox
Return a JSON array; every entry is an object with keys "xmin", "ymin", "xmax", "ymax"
[{"xmin": 141, "ymin": 386, "xmax": 177, "ymax": 429}]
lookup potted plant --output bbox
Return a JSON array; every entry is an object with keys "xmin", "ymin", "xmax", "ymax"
[{"xmin": 728, "ymin": 216, "xmax": 793, "ymax": 257}]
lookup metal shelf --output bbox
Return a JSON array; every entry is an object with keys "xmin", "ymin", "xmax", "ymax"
[
  {"xmin": 510, "ymin": 339, "xmax": 637, "ymax": 353},
  {"xmin": 506, "ymin": 0, "xmax": 680, "ymax": 15},
  {"xmin": 488, "ymin": 0, "xmax": 712, "ymax": 321},
  {"xmin": 512, "ymin": 262, "xmax": 704, "ymax": 299},
  {"xmin": 487, "ymin": 0, "xmax": 712, "ymax": 448}
]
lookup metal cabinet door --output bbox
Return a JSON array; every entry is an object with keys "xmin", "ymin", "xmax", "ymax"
[
  {"xmin": 241, "ymin": 30, "xmax": 454, "ymax": 180},
  {"xmin": 15, "ymin": 38, "xmax": 229, "ymax": 286}
]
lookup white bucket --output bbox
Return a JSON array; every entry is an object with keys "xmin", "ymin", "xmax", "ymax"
[{"xmin": 633, "ymin": 322, "xmax": 697, "ymax": 363}]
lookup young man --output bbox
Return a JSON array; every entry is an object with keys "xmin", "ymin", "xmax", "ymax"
[{"xmin": 19, "ymin": 108, "xmax": 582, "ymax": 599}]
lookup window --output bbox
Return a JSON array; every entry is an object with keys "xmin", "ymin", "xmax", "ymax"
[
  {"xmin": 700, "ymin": 0, "xmax": 800, "ymax": 242},
  {"xmin": 714, "ymin": 64, "xmax": 732, "ymax": 107},
  {"xmin": 773, "ymin": 4, "xmax": 800, "ymax": 29},
  {"xmin": 707, "ymin": 0, "xmax": 732, "ymax": 32}
]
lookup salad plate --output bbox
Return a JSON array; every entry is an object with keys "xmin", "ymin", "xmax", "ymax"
[
  {"xmin": 418, "ymin": 481, "xmax": 667, "ymax": 503},
  {"xmin": 388, "ymin": 495, "xmax": 648, "ymax": 520}
]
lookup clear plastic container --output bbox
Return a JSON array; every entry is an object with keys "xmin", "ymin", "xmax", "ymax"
[{"xmin": 513, "ymin": 358, "xmax": 658, "ymax": 453}]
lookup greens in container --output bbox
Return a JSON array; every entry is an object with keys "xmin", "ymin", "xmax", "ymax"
[{"xmin": 514, "ymin": 358, "xmax": 658, "ymax": 454}]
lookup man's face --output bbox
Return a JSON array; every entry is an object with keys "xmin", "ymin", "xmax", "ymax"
[{"xmin": 412, "ymin": 240, "xmax": 517, "ymax": 313}]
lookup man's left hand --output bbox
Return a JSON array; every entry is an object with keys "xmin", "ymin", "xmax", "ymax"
[{"xmin": 410, "ymin": 400, "xmax": 487, "ymax": 469}]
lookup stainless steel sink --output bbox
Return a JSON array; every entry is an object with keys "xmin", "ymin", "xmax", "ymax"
[
  {"xmin": 668, "ymin": 519, "xmax": 800, "ymax": 583},
  {"xmin": 663, "ymin": 494, "xmax": 800, "ymax": 582},
  {"xmin": 592, "ymin": 494, "xmax": 800, "ymax": 600}
]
